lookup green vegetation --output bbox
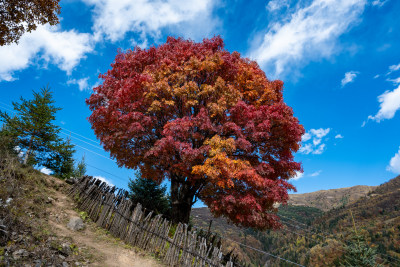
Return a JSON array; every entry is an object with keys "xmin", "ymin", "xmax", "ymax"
[
  {"xmin": 0, "ymin": 87, "xmax": 85, "ymax": 179},
  {"xmin": 128, "ymin": 172, "xmax": 171, "ymax": 217}
]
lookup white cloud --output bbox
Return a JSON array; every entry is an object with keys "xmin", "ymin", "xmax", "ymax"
[
  {"xmin": 341, "ymin": 71, "xmax": 359, "ymax": 87},
  {"xmin": 387, "ymin": 147, "xmax": 400, "ymax": 174},
  {"xmin": 313, "ymin": 144, "xmax": 326, "ymax": 154},
  {"xmin": 310, "ymin": 170, "xmax": 322, "ymax": 177},
  {"xmin": 367, "ymin": 85, "xmax": 400, "ymax": 122},
  {"xmin": 94, "ymin": 175, "xmax": 114, "ymax": 187},
  {"xmin": 0, "ymin": 25, "xmax": 93, "ymax": 81},
  {"xmin": 40, "ymin": 167, "xmax": 52, "ymax": 175},
  {"xmin": 335, "ymin": 134, "xmax": 344, "ymax": 139},
  {"xmin": 310, "ymin": 128, "xmax": 331, "ymax": 138},
  {"xmin": 313, "ymin": 138, "xmax": 322, "ymax": 146},
  {"xmin": 374, "ymin": 74, "xmax": 380, "ymax": 79},
  {"xmin": 300, "ymin": 128, "xmax": 330, "ymax": 155},
  {"xmin": 290, "ymin": 171, "xmax": 304, "ymax": 181},
  {"xmin": 387, "ymin": 77, "xmax": 400, "ymax": 85},
  {"xmin": 67, "ymin": 77, "xmax": 90, "ymax": 91},
  {"xmin": 250, "ymin": 0, "xmax": 366, "ymax": 77},
  {"xmin": 266, "ymin": 0, "xmax": 290, "ymax": 12},
  {"xmin": 299, "ymin": 143, "xmax": 313, "ymax": 154},
  {"xmin": 301, "ymin": 132, "xmax": 312, "ymax": 142},
  {"xmin": 82, "ymin": 0, "xmax": 219, "ymax": 43},
  {"xmin": 372, "ymin": 0, "xmax": 389, "ymax": 8},
  {"xmin": 387, "ymin": 62, "xmax": 400, "ymax": 76}
]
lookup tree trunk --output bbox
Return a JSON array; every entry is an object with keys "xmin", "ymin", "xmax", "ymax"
[
  {"xmin": 23, "ymin": 136, "xmax": 33, "ymax": 165},
  {"xmin": 170, "ymin": 175, "xmax": 195, "ymax": 225}
]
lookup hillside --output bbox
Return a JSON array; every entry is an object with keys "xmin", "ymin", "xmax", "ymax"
[
  {"xmin": 288, "ymin": 185, "xmax": 376, "ymax": 211},
  {"xmin": 192, "ymin": 180, "xmax": 400, "ymax": 266},
  {"xmin": 0, "ymin": 158, "xmax": 161, "ymax": 266}
]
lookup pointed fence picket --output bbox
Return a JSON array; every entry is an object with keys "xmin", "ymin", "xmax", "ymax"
[{"xmin": 68, "ymin": 176, "xmax": 234, "ymax": 267}]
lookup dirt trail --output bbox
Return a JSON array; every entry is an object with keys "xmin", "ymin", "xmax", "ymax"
[{"xmin": 46, "ymin": 177, "xmax": 163, "ymax": 267}]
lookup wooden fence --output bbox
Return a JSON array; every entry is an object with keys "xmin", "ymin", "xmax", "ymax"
[{"xmin": 69, "ymin": 176, "xmax": 234, "ymax": 267}]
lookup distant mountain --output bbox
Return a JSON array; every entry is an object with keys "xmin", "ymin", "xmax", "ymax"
[
  {"xmin": 191, "ymin": 178, "xmax": 400, "ymax": 266},
  {"xmin": 288, "ymin": 185, "xmax": 376, "ymax": 211}
]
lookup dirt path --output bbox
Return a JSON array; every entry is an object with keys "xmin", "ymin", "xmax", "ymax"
[{"xmin": 46, "ymin": 178, "xmax": 163, "ymax": 267}]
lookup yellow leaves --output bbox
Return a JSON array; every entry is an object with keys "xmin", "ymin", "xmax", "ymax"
[
  {"xmin": 191, "ymin": 135, "xmax": 254, "ymax": 189},
  {"xmin": 205, "ymin": 135, "xmax": 236, "ymax": 157},
  {"xmin": 148, "ymin": 100, "xmax": 162, "ymax": 112}
]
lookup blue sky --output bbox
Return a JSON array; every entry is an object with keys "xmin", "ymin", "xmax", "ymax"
[{"xmin": 1, "ymin": 0, "xmax": 400, "ymax": 205}]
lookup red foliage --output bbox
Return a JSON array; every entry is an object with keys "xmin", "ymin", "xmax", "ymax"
[{"xmin": 86, "ymin": 36, "xmax": 304, "ymax": 229}]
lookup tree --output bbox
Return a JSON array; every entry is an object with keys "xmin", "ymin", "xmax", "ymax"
[
  {"xmin": 340, "ymin": 232, "xmax": 383, "ymax": 267},
  {"xmin": 0, "ymin": 0, "xmax": 61, "ymax": 46},
  {"xmin": 45, "ymin": 137, "xmax": 76, "ymax": 179},
  {"xmin": 86, "ymin": 37, "xmax": 304, "ymax": 229},
  {"xmin": 0, "ymin": 86, "xmax": 62, "ymax": 165},
  {"xmin": 128, "ymin": 172, "xmax": 171, "ymax": 216},
  {"xmin": 73, "ymin": 155, "xmax": 87, "ymax": 177},
  {"xmin": 340, "ymin": 211, "xmax": 384, "ymax": 267}
]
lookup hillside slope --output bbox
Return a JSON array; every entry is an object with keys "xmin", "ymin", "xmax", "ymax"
[
  {"xmin": 0, "ymin": 161, "xmax": 161, "ymax": 266},
  {"xmin": 288, "ymin": 185, "xmax": 376, "ymax": 211},
  {"xmin": 192, "ymin": 180, "xmax": 400, "ymax": 266}
]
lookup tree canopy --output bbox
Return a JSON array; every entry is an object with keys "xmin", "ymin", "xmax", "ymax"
[
  {"xmin": 128, "ymin": 172, "xmax": 171, "ymax": 216},
  {"xmin": 86, "ymin": 36, "xmax": 304, "ymax": 229},
  {"xmin": 0, "ymin": 0, "xmax": 61, "ymax": 46},
  {"xmin": 0, "ymin": 86, "xmax": 77, "ymax": 178}
]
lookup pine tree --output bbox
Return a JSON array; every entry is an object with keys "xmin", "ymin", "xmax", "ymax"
[
  {"xmin": 73, "ymin": 155, "xmax": 87, "ymax": 178},
  {"xmin": 128, "ymin": 172, "xmax": 171, "ymax": 216},
  {"xmin": 0, "ymin": 86, "xmax": 76, "ymax": 178},
  {"xmin": 45, "ymin": 138, "xmax": 76, "ymax": 179},
  {"xmin": 340, "ymin": 211, "xmax": 383, "ymax": 267},
  {"xmin": 0, "ymin": 86, "xmax": 61, "ymax": 165}
]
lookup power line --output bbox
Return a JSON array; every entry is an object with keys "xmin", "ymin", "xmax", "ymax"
[
  {"xmin": 60, "ymin": 126, "xmax": 100, "ymax": 145},
  {"xmin": 72, "ymin": 143, "xmax": 114, "ymax": 162},
  {"xmin": 61, "ymin": 131, "xmax": 104, "ymax": 151},
  {"xmin": 224, "ymin": 237, "xmax": 306, "ymax": 267},
  {"xmin": 85, "ymin": 163, "xmax": 127, "ymax": 182}
]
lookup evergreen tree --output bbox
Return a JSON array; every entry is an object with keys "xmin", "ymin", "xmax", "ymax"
[
  {"xmin": 341, "ymin": 211, "xmax": 383, "ymax": 267},
  {"xmin": 128, "ymin": 172, "xmax": 171, "ymax": 216},
  {"xmin": 73, "ymin": 155, "xmax": 87, "ymax": 177},
  {"xmin": 45, "ymin": 138, "xmax": 76, "ymax": 179},
  {"xmin": 341, "ymin": 232, "xmax": 383, "ymax": 267},
  {"xmin": 0, "ymin": 86, "xmax": 61, "ymax": 165},
  {"xmin": 0, "ymin": 86, "xmax": 76, "ymax": 179}
]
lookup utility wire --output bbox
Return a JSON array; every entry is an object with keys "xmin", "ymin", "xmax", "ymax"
[
  {"xmin": 224, "ymin": 237, "xmax": 306, "ymax": 267},
  {"xmin": 61, "ymin": 131, "xmax": 104, "ymax": 151}
]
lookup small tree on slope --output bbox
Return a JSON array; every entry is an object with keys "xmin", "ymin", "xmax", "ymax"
[
  {"xmin": 86, "ymin": 37, "xmax": 304, "ymax": 229},
  {"xmin": 128, "ymin": 172, "xmax": 171, "ymax": 216},
  {"xmin": 0, "ymin": 86, "xmax": 75, "ymax": 178}
]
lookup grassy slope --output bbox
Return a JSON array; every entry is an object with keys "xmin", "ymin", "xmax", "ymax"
[{"xmin": 192, "ymin": 178, "xmax": 400, "ymax": 266}]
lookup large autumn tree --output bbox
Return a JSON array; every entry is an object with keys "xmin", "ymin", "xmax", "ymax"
[
  {"xmin": 0, "ymin": 0, "xmax": 61, "ymax": 46},
  {"xmin": 86, "ymin": 37, "xmax": 304, "ymax": 230}
]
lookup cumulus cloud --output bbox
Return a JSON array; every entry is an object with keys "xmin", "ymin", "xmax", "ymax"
[
  {"xmin": 40, "ymin": 167, "xmax": 52, "ymax": 175},
  {"xmin": 341, "ymin": 71, "xmax": 359, "ymax": 87},
  {"xmin": 94, "ymin": 175, "xmax": 114, "ymax": 187},
  {"xmin": 335, "ymin": 134, "xmax": 344, "ymax": 139},
  {"xmin": 387, "ymin": 147, "xmax": 400, "ymax": 174},
  {"xmin": 82, "ymin": 0, "xmax": 219, "ymax": 43},
  {"xmin": 310, "ymin": 170, "xmax": 322, "ymax": 177},
  {"xmin": 250, "ymin": 0, "xmax": 366, "ymax": 77},
  {"xmin": 0, "ymin": 25, "xmax": 93, "ymax": 81},
  {"xmin": 290, "ymin": 171, "xmax": 304, "ymax": 181},
  {"xmin": 67, "ymin": 77, "xmax": 90, "ymax": 91},
  {"xmin": 367, "ymin": 85, "xmax": 400, "ymax": 123},
  {"xmin": 299, "ymin": 128, "xmax": 330, "ymax": 155}
]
